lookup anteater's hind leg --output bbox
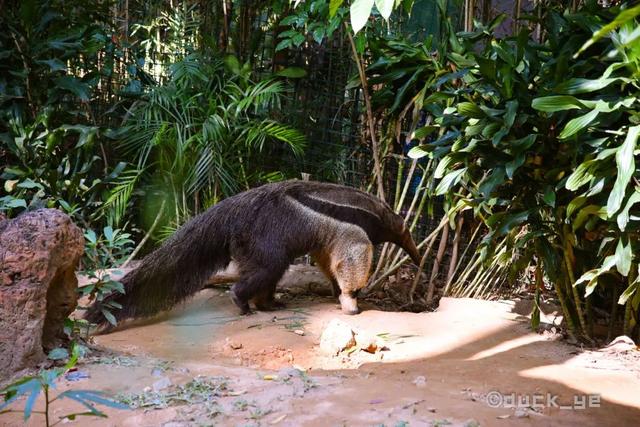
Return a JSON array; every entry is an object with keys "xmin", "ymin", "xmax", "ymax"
[
  {"xmin": 328, "ymin": 235, "xmax": 373, "ymax": 315},
  {"xmin": 230, "ymin": 260, "xmax": 288, "ymax": 315},
  {"xmin": 252, "ymin": 272, "xmax": 288, "ymax": 311}
]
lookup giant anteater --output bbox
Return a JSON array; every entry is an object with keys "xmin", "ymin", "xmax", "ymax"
[{"xmin": 85, "ymin": 180, "xmax": 421, "ymax": 327}]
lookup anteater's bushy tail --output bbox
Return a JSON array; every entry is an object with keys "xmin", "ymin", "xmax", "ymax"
[{"xmin": 84, "ymin": 206, "xmax": 230, "ymax": 329}]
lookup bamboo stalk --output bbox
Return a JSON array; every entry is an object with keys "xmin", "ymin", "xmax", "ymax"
[
  {"xmin": 395, "ymin": 158, "xmax": 417, "ymax": 214},
  {"xmin": 563, "ymin": 233, "xmax": 589, "ymax": 339},
  {"xmin": 623, "ymin": 266, "xmax": 636, "ymax": 337},
  {"xmin": 408, "ymin": 224, "xmax": 441, "ymax": 302},
  {"xmin": 450, "ymin": 254, "xmax": 481, "ymax": 296},
  {"xmin": 463, "ymin": 259, "xmax": 493, "ymax": 298},
  {"xmin": 443, "ymin": 221, "xmax": 481, "ymax": 296},
  {"xmin": 623, "ymin": 301, "xmax": 632, "ymax": 336},
  {"xmin": 426, "ymin": 222, "xmax": 450, "ymax": 303},
  {"xmin": 367, "ymin": 216, "xmax": 449, "ymax": 292},
  {"xmin": 445, "ymin": 215, "xmax": 464, "ymax": 284},
  {"xmin": 608, "ymin": 285, "xmax": 619, "ymax": 342},
  {"xmin": 383, "ymin": 165, "xmax": 428, "ymax": 272},
  {"xmin": 554, "ymin": 276, "xmax": 578, "ymax": 339},
  {"xmin": 394, "ymin": 154, "xmax": 405, "ymax": 208},
  {"xmin": 345, "ymin": 23, "xmax": 386, "ymax": 202}
]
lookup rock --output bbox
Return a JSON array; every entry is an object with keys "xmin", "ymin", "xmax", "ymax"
[
  {"xmin": 0, "ymin": 209, "xmax": 84, "ymax": 379},
  {"xmin": 354, "ymin": 330, "xmax": 386, "ymax": 353},
  {"xmin": 152, "ymin": 376, "xmax": 172, "ymax": 392},
  {"xmin": 412, "ymin": 375, "xmax": 427, "ymax": 388},
  {"xmin": 319, "ymin": 319, "xmax": 356, "ymax": 355},
  {"xmin": 602, "ymin": 335, "xmax": 637, "ymax": 354},
  {"xmin": 226, "ymin": 337, "xmax": 243, "ymax": 350}
]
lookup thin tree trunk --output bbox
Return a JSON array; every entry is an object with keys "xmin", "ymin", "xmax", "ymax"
[
  {"xmin": 426, "ymin": 222, "xmax": 450, "ymax": 303},
  {"xmin": 445, "ymin": 215, "xmax": 464, "ymax": 284},
  {"xmin": 345, "ymin": 23, "xmax": 386, "ymax": 202}
]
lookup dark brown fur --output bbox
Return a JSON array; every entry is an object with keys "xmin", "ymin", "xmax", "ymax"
[{"xmin": 85, "ymin": 180, "xmax": 421, "ymax": 328}]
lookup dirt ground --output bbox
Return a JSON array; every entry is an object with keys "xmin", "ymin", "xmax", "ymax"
[{"xmin": 3, "ymin": 273, "xmax": 640, "ymax": 426}]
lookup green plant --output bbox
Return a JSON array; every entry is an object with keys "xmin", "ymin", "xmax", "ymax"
[
  {"xmin": 276, "ymin": 0, "xmax": 347, "ymax": 52},
  {"xmin": 108, "ymin": 53, "xmax": 306, "ymax": 234},
  {"xmin": 0, "ymin": 345, "xmax": 128, "ymax": 426},
  {"xmin": 404, "ymin": 1, "xmax": 640, "ymax": 340},
  {"xmin": 0, "ymin": 113, "xmax": 125, "ymax": 223},
  {"xmin": 79, "ymin": 226, "xmax": 134, "ymax": 326},
  {"xmin": 117, "ymin": 376, "xmax": 227, "ymax": 417},
  {"xmin": 0, "ymin": 1, "xmax": 127, "ymax": 223}
]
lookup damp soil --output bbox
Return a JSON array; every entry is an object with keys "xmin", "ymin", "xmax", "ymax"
[{"xmin": 3, "ymin": 277, "xmax": 640, "ymax": 426}]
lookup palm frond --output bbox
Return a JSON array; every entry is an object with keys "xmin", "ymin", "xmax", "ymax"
[
  {"xmin": 102, "ymin": 169, "xmax": 143, "ymax": 227},
  {"xmin": 243, "ymin": 120, "xmax": 306, "ymax": 156}
]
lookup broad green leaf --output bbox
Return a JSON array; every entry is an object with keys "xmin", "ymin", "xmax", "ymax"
[
  {"xmin": 504, "ymin": 100, "xmax": 518, "ymax": 128},
  {"xmin": 573, "ymin": 205, "xmax": 607, "ymax": 230},
  {"xmin": 412, "ymin": 125, "xmax": 438, "ymax": 140},
  {"xmin": 23, "ymin": 380, "xmax": 42, "ymax": 420},
  {"xmin": 565, "ymin": 160, "xmax": 597, "ymax": 191},
  {"xmin": 532, "ymin": 95, "xmax": 587, "ymax": 112},
  {"xmin": 556, "ymin": 77, "xmax": 624, "ymax": 94},
  {"xmin": 607, "ymin": 126, "xmax": 640, "ymax": 216},
  {"xmin": 292, "ymin": 33, "xmax": 305, "ymax": 46},
  {"xmin": 0, "ymin": 197, "xmax": 27, "ymax": 209},
  {"xmin": 54, "ymin": 76, "xmax": 90, "ymax": 101},
  {"xmin": 618, "ymin": 190, "xmax": 640, "ymax": 231},
  {"xmin": 59, "ymin": 390, "xmax": 129, "ymax": 410},
  {"xmin": 457, "ymin": 102, "xmax": 484, "ymax": 118},
  {"xmin": 374, "ymin": 0, "xmax": 394, "ymax": 20},
  {"xmin": 407, "ymin": 145, "xmax": 429, "ymax": 159},
  {"xmin": 585, "ymin": 277, "xmax": 599, "ymax": 297},
  {"xmin": 619, "ymin": 272, "xmax": 639, "ymax": 305},
  {"xmin": 38, "ymin": 58, "xmax": 67, "ymax": 72},
  {"xmin": 275, "ymin": 67, "xmax": 307, "ymax": 78},
  {"xmin": 577, "ymin": 4, "xmax": 640, "ymax": 56},
  {"xmin": 575, "ymin": 269, "xmax": 599, "ymax": 287},
  {"xmin": 435, "ymin": 168, "xmax": 466, "ymax": 195},
  {"xmin": 495, "ymin": 211, "xmax": 529, "ymax": 236},
  {"xmin": 505, "ymin": 152, "xmax": 525, "ymax": 179},
  {"xmin": 350, "ymin": 0, "xmax": 375, "ymax": 34},
  {"xmin": 275, "ymin": 39, "xmax": 292, "ymax": 52},
  {"xmin": 434, "ymin": 155, "xmax": 455, "ymax": 179},
  {"xmin": 329, "ymin": 0, "xmax": 344, "ymax": 17},
  {"xmin": 492, "ymin": 127, "xmax": 509, "ymax": 146},
  {"xmin": 101, "ymin": 309, "xmax": 117, "ymax": 326},
  {"xmin": 17, "ymin": 179, "xmax": 44, "ymax": 190},
  {"xmin": 479, "ymin": 168, "xmax": 505, "ymax": 197},
  {"xmin": 567, "ymin": 196, "xmax": 587, "ymax": 218},
  {"xmin": 103, "ymin": 226, "xmax": 114, "ymax": 242},
  {"xmin": 559, "ymin": 109, "xmax": 599, "ymax": 139},
  {"xmin": 615, "ymin": 238, "xmax": 632, "ymax": 277}
]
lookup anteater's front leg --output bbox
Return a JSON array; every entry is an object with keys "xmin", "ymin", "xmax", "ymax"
[{"xmin": 321, "ymin": 230, "xmax": 373, "ymax": 315}]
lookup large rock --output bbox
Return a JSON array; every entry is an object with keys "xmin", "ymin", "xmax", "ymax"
[
  {"xmin": 0, "ymin": 209, "xmax": 84, "ymax": 378},
  {"xmin": 319, "ymin": 319, "xmax": 356, "ymax": 355}
]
